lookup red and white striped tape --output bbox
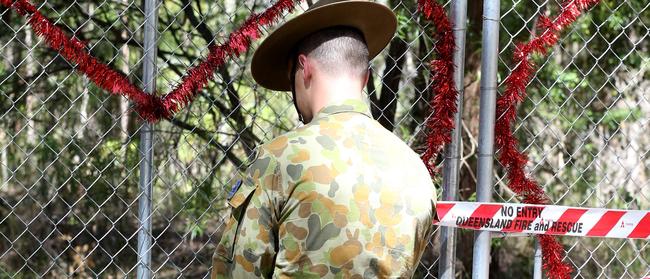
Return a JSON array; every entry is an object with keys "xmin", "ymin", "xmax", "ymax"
[{"xmin": 435, "ymin": 202, "xmax": 650, "ymax": 239}]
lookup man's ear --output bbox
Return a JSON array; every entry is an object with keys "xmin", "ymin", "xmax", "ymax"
[
  {"xmin": 298, "ymin": 54, "xmax": 311, "ymax": 83},
  {"xmin": 363, "ymin": 69, "xmax": 370, "ymax": 87}
]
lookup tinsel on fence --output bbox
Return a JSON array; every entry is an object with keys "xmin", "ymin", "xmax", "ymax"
[
  {"xmin": 0, "ymin": 0, "xmax": 299, "ymax": 121},
  {"xmin": 0, "ymin": 0, "xmax": 163, "ymax": 120},
  {"xmin": 159, "ymin": 0, "xmax": 297, "ymax": 118},
  {"xmin": 417, "ymin": 0, "xmax": 459, "ymax": 176},
  {"xmin": 496, "ymin": 0, "xmax": 601, "ymax": 278}
]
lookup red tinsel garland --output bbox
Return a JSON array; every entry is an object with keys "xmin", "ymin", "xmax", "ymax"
[
  {"xmin": 0, "ymin": 0, "xmax": 163, "ymax": 120},
  {"xmin": 160, "ymin": 0, "xmax": 298, "ymax": 117},
  {"xmin": 0, "ymin": 0, "xmax": 299, "ymax": 122},
  {"xmin": 496, "ymin": 0, "xmax": 600, "ymax": 278},
  {"xmin": 417, "ymin": 0, "xmax": 459, "ymax": 176}
]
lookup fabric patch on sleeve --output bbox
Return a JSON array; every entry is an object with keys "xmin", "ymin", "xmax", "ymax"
[{"xmin": 228, "ymin": 180, "xmax": 243, "ymax": 201}]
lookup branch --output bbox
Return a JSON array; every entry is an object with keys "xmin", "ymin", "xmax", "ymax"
[
  {"xmin": 180, "ymin": 0, "xmax": 215, "ymax": 45},
  {"xmin": 218, "ymin": 66, "xmax": 260, "ymax": 154},
  {"xmin": 168, "ymin": 118, "xmax": 245, "ymax": 168},
  {"xmin": 178, "ymin": 0, "xmax": 259, "ymax": 154}
]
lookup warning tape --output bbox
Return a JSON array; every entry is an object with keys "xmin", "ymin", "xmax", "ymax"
[{"xmin": 435, "ymin": 202, "xmax": 650, "ymax": 239}]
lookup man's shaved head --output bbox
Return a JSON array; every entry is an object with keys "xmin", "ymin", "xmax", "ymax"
[{"xmin": 294, "ymin": 26, "xmax": 370, "ymax": 79}]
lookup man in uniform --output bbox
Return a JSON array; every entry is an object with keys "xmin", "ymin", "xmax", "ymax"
[{"xmin": 211, "ymin": 0, "xmax": 437, "ymax": 278}]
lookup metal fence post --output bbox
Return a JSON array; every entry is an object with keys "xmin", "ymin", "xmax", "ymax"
[
  {"xmin": 533, "ymin": 238, "xmax": 543, "ymax": 279},
  {"xmin": 472, "ymin": 0, "xmax": 500, "ymax": 278},
  {"xmin": 438, "ymin": 0, "xmax": 468, "ymax": 278},
  {"xmin": 137, "ymin": 0, "xmax": 158, "ymax": 277}
]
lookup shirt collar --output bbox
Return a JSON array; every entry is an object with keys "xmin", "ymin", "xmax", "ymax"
[{"xmin": 312, "ymin": 98, "xmax": 373, "ymax": 121}]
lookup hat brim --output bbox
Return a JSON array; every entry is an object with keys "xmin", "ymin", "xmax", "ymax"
[{"xmin": 251, "ymin": 1, "xmax": 397, "ymax": 91}]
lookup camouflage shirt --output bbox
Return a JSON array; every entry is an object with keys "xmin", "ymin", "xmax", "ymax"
[{"xmin": 211, "ymin": 98, "xmax": 437, "ymax": 278}]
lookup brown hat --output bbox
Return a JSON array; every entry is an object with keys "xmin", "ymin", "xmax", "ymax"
[{"xmin": 251, "ymin": 0, "xmax": 397, "ymax": 91}]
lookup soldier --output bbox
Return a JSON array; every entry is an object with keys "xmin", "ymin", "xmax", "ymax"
[{"xmin": 211, "ymin": 0, "xmax": 437, "ymax": 278}]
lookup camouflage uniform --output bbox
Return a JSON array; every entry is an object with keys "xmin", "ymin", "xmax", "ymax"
[{"xmin": 211, "ymin": 98, "xmax": 437, "ymax": 278}]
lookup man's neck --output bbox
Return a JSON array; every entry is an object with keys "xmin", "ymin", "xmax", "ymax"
[{"xmin": 309, "ymin": 77, "xmax": 365, "ymax": 117}]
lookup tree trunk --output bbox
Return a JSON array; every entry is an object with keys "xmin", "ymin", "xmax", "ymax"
[
  {"xmin": 119, "ymin": 0, "xmax": 131, "ymax": 143},
  {"xmin": 371, "ymin": 37, "xmax": 408, "ymax": 131},
  {"xmin": 1, "ymin": 15, "xmax": 14, "ymax": 185},
  {"xmin": 77, "ymin": 77, "xmax": 90, "ymax": 140},
  {"xmin": 24, "ymin": 25, "xmax": 37, "ymax": 146},
  {"xmin": 0, "ymin": 130, "xmax": 7, "ymax": 185},
  {"xmin": 77, "ymin": 3, "xmax": 96, "ymax": 140}
]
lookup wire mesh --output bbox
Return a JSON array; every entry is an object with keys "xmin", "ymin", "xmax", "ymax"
[
  {"xmin": 0, "ymin": 0, "xmax": 647, "ymax": 278},
  {"xmin": 493, "ymin": 0, "xmax": 650, "ymax": 278}
]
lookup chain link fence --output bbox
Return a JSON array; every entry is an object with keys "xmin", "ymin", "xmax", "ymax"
[
  {"xmin": 0, "ymin": 0, "xmax": 647, "ymax": 278},
  {"xmin": 493, "ymin": 1, "xmax": 649, "ymax": 278}
]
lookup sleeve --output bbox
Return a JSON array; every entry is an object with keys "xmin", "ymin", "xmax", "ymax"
[{"xmin": 211, "ymin": 147, "xmax": 285, "ymax": 279}]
